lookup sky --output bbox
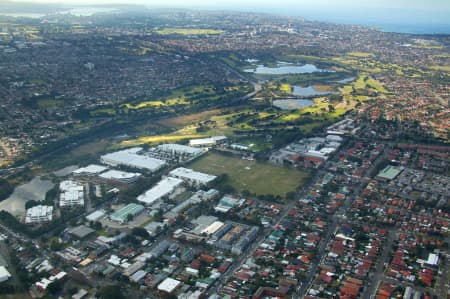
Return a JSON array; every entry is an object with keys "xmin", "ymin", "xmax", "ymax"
[
  {"xmin": 12, "ymin": 0, "xmax": 450, "ymax": 10},
  {"xmin": 8, "ymin": 0, "xmax": 450, "ymax": 33}
]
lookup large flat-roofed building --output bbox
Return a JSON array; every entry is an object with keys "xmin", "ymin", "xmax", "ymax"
[
  {"xmin": 214, "ymin": 195, "xmax": 245, "ymax": 213},
  {"xmin": 376, "ymin": 165, "xmax": 404, "ymax": 181},
  {"xmin": 156, "ymin": 144, "xmax": 203, "ymax": 156},
  {"xmin": 60, "ymin": 180, "xmax": 84, "ymax": 207},
  {"xmin": 110, "ymin": 203, "xmax": 145, "ymax": 223},
  {"xmin": 86, "ymin": 210, "xmax": 106, "ymax": 222},
  {"xmin": 100, "ymin": 147, "xmax": 166, "ymax": 172},
  {"xmin": 99, "ymin": 170, "xmax": 141, "ymax": 184},
  {"xmin": 189, "ymin": 136, "xmax": 227, "ymax": 147},
  {"xmin": 169, "ymin": 167, "xmax": 217, "ymax": 187},
  {"xmin": 157, "ymin": 277, "xmax": 181, "ymax": 294},
  {"xmin": 68, "ymin": 225, "xmax": 95, "ymax": 240},
  {"xmin": 25, "ymin": 205, "xmax": 53, "ymax": 224},
  {"xmin": 0, "ymin": 266, "xmax": 11, "ymax": 283},
  {"xmin": 137, "ymin": 177, "xmax": 184, "ymax": 205}
]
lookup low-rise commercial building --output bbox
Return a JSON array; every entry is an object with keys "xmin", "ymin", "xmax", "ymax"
[
  {"xmin": 110, "ymin": 203, "xmax": 145, "ymax": 223},
  {"xmin": 25, "ymin": 205, "xmax": 53, "ymax": 224},
  {"xmin": 59, "ymin": 180, "xmax": 84, "ymax": 207},
  {"xmin": 99, "ymin": 170, "xmax": 142, "ymax": 184},
  {"xmin": 101, "ymin": 147, "xmax": 166, "ymax": 172},
  {"xmin": 169, "ymin": 167, "xmax": 217, "ymax": 187},
  {"xmin": 137, "ymin": 177, "xmax": 184, "ymax": 205},
  {"xmin": 189, "ymin": 136, "xmax": 227, "ymax": 147}
]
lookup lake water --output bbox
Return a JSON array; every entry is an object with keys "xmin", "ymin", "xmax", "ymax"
[
  {"xmin": 273, "ymin": 99, "xmax": 313, "ymax": 110},
  {"xmin": 335, "ymin": 77, "xmax": 356, "ymax": 84},
  {"xmin": 244, "ymin": 63, "xmax": 329, "ymax": 75},
  {"xmin": 0, "ymin": 177, "xmax": 54, "ymax": 216},
  {"xmin": 292, "ymin": 85, "xmax": 330, "ymax": 97}
]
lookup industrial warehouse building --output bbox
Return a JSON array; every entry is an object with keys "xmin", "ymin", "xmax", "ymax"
[
  {"xmin": 0, "ymin": 266, "xmax": 11, "ymax": 283},
  {"xmin": 110, "ymin": 203, "xmax": 145, "ymax": 223},
  {"xmin": 169, "ymin": 167, "xmax": 217, "ymax": 187},
  {"xmin": 156, "ymin": 143, "xmax": 204, "ymax": 156},
  {"xmin": 100, "ymin": 147, "xmax": 166, "ymax": 172},
  {"xmin": 99, "ymin": 169, "xmax": 142, "ymax": 184},
  {"xmin": 189, "ymin": 136, "xmax": 227, "ymax": 147},
  {"xmin": 137, "ymin": 177, "xmax": 184, "ymax": 205}
]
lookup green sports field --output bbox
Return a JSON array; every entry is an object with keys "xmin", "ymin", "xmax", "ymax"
[{"xmin": 189, "ymin": 152, "xmax": 310, "ymax": 197}]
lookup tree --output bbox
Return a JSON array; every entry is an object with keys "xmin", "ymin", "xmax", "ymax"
[
  {"xmin": 328, "ymin": 104, "xmax": 335, "ymax": 112},
  {"xmin": 25, "ymin": 199, "xmax": 40, "ymax": 210},
  {"xmin": 97, "ymin": 285, "xmax": 125, "ymax": 299},
  {"xmin": 285, "ymin": 191, "xmax": 296, "ymax": 201},
  {"xmin": 126, "ymin": 213, "xmax": 134, "ymax": 222},
  {"xmin": 0, "ymin": 178, "xmax": 14, "ymax": 201},
  {"xmin": 131, "ymin": 227, "xmax": 149, "ymax": 239}
]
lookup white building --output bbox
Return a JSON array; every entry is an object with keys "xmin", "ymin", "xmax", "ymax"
[
  {"xmin": 169, "ymin": 167, "xmax": 217, "ymax": 187},
  {"xmin": 100, "ymin": 147, "xmax": 166, "ymax": 172},
  {"xmin": 157, "ymin": 277, "xmax": 181, "ymax": 294},
  {"xmin": 99, "ymin": 170, "xmax": 141, "ymax": 184},
  {"xmin": 157, "ymin": 144, "xmax": 203, "ymax": 156},
  {"xmin": 189, "ymin": 136, "xmax": 227, "ymax": 147},
  {"xmin": 86, "ymin": 210, "xmax": 106, "ymax": 222},
  {"xmin": 25, "ymin": 205, "xmax": 53, "ymax": 224},
  {"xmin": 60, "ymin": 180, "xmax": 84, "ymax": 207},
  {"xmin": 137, "ymin": 177, "xmax": 184, "ymax": 205},
  {"xmin": 0, "ymin": 266, "xmax": 11, "ymax": 283}
]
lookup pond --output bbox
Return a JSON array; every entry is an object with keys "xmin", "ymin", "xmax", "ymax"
[
  {"xmin": 292, "ymin": 85, "xmax": 331, "ymax": 97},
  {"xmin": 0, "ymin": 177, "xmax": 54, "ymax": 216},
  {"xmin": 273, "ymin": 99, "xmax": 314, "ymax": 110},
  {"xmin": 244, "ymin": 62, "xmax": 330, "ymax": 75},
  {"xmin": 335, "ymin": 77, "xmax": 356, "ymax": 84}
]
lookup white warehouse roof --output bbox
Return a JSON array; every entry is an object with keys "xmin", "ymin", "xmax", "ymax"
[
  {"xmin": 0, "ymin": 266, "xmax": 11, "ymax": 283},
  {"xmin": 137, "ymin": 177, "xmax": 184, "ymax": 205},
  {"xmin": 189, "ymin": 136, "xmax": 227, "ymax": 146},
  {"xmin": 99, "ymin": 170, "xmax": 141, "ymax": 182},
  {"xmin": 86, "ymin": 210, "xmax": 106, "ymax": 222},
  {"xmin": 101, "ymin": 147, "xmax": 166, "ymax": 172},
  {"xmin": 169, "ymin": 167, "xmax": 217, "ymax": 185},
  {"xmin": 157, "ymin": 144, "xmax": 203, "ymax": 155},
  {"xmin": 157, "ymin": 277, "xmax": 181, "ymax": 293}
]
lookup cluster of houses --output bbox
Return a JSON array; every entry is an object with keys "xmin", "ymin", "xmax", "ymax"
[{"xmin": 270, "ymin": 135, "xmax": 343, "ymax": 168}]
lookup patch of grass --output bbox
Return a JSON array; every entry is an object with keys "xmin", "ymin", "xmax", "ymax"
[
  {"xmin": 90, "ymin": 108, "xmax": 116, "ymax": 116},
  {"xmin": 155, "ymin": 28, "xmax": 223, "ymax": 35},
  {"xmin": 36, "ymin": 98, "xmax": 64, "ymax": 109},
  {"xmin": 124, "ymin": 97, "xmax": 188, "ymax": 110},
  {"xmin": 347, "ymin": 52, "xmax": 374, "ymax": 58},
  {"xmin": 70, "ymin": 139, "xmax": 111, "ymax": 157},
  {"xmin": 429, "ymin": 65, "xmax": 450, "ymax": 72},
  {"xmin": 279, "ymin": 83, "xmax": 292, "ymax": 94},
  {"xmin": 156, "ymin": 109, "xmax": 224, "ymax": 128},
  {"xmin": 189, "ymin": 152, "xmax": 310, "ymax": 196},
  {"xmin": 121, "ymin": 134, "xmax": 206, "ymax": 146}
]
